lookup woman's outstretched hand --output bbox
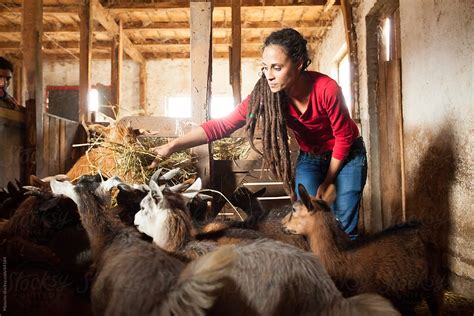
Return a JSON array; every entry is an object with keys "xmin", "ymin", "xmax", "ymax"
[{"xmin": 148, "ymin": 143, "xmax": 173, "ymax": 169}]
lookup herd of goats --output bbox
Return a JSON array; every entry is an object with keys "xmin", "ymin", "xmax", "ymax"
[{"xmin": 0, "ymin": 167, "xmax": 447, "ymax": 315}]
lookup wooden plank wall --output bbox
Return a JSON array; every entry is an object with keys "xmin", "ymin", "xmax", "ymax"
[{"xmin": 42, "ymin": 113, "xmax": 87, "ymax": 177}]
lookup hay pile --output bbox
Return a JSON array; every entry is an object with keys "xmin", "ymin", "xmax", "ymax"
[
  {"xmin": 66, "ymin": 123, "xmax": 197, "ymax": 184},
  {"xmin": 212, "ymin": 137, "xmax": 252, "ymax": 160}
]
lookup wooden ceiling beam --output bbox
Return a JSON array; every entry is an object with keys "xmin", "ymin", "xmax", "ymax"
[
  {"xmin": 90, "ymin": 0, "xmax": 145, "ymax": 64},
  {"xmin": 103, "ymin": 0, "xmax": 337, "ymax": 9},
  {"xmin": 122, "ymin": 19, "xmax": 332, "ymax": 31},
  {"xmin": 323, "ymin": 0, "xmax": 337, "ymax": 12},
  {"xmin": 0, "ymin": 19, "xmax": 330, "ymax": 35},
  {"xmin": 0, "ymin": 2, "xmax": 339, "ymax": 14}
]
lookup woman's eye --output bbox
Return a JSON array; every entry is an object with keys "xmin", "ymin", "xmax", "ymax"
[{"xmin": 273, "ymin": 67, "xmax": 281, "ymax": 71}]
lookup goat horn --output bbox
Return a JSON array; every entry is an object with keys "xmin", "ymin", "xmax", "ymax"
[
  {"xmin": 159, "ymin": 168, "xmax": 181, "ymax": 181},
  {"xmin": 150, "ymin": 168, "xmax": 163, "ymax": 184}
]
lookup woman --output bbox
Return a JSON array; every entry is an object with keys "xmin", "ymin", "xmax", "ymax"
[{"xmin": 150, "ymin": 28, "xmax": 367, "ymax": 239}]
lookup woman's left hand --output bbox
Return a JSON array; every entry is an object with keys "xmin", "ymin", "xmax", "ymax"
[{"xmin": 316, "ymin": 180, "xmax": 333, "ymax": 201}]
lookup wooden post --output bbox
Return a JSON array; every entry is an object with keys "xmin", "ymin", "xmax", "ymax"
[
  {"xmin": 111, "ymin": 19, "xmax": 123, "ymax": 118},
  {"xmin": 13, "ymin": 61, "xmax": 22, "ymax": 106},
  {"xmin": 139, "ymin": 62, "xmax": 147, "ymax": 115},
  {"xmin": 340, "ymin": 0, "xmax": 359, "ymax": 121},
  {"xmin": 230, "ymin": 0, "xmax": 241, "ymax": 105},
  {"xmin": 79, "ymin": 0, "xmax": 93, "ymax": 123},
  {"xmin": 22, "ymin": 0, "xmax": 43, "ymax": 180},
  {"xmin": 190, "ymin": 0, "xmax": 213, "ymax": 188}
]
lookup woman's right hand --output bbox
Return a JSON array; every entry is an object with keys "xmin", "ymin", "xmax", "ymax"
[{"xmin": 148, "ymin": 143, "xmax": 174, "ymax": 169}]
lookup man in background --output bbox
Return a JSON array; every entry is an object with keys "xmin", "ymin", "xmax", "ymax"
[{"xmin": 0, "ymin": 56, "xmax": 22, "ymax": 111}]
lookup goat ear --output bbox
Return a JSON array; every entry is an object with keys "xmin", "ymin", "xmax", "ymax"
[
  {"xmin": 298, "ymin": 183, "xmax": 314, "ymax": 212},
  {"xmin": 50, "ymin": 179, "xmax": 80, "ymax": 206},
  {"xmin": 252, "ymin": 187, "xmax": 266, "ymax": 198},
  {"xmin": 149, "ymin": 180, "xmax": 163, "ymax": 201},
  {"xmin": 322, "ymin": 184, "xmax": 336, "ymax": 205},
  {"xmin": 181, "ymin": 178, "xmax": 202, "ymax": 201},
  {"xmin": 169, "ymin": 182, "xmax": 190, "ymax": 193},
  {"xmin": 39, "ymin": 196, "xmax": 62, "ymax": 211},
  {"xmin": 30, "ymin": 175, "xmax": 50, "ymax": 191}
]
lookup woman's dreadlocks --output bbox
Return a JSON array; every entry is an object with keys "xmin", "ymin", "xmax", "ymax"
[{"xmin": 244, "ymin": 28, "xmax": 312, "ymax": 199}]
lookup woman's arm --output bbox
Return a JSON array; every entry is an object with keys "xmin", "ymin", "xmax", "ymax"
[
  {"xmin": 148, "ymin": 96, "xmax": 250, "ymax": 168},
  {"xmin": 316, "ymin": 157, "xmax": 343, "ymax": 200}
]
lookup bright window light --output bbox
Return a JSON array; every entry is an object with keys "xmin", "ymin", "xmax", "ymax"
[
  {"xmin": 338, "ymin": 54, "xmax": 352, "ymax": 115},
  {"xmin": 210, "ymin": 96, "xmax": 235, "ymax": 118},
  {"xmin": 167, "ymin": 96, "xmax": 192, "ymax": 118},
  {"xmin": 88, "ymin": 89, "xmax": 99, "ymax": 112},
  {"xmin": 383, "ymin": 18, "xmax": 391, "ymax": 61}
]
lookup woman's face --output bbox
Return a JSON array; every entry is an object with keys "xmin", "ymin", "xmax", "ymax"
[{"xmin": 262, "ymin": 44, "xmax": 301, "ymax": 93}]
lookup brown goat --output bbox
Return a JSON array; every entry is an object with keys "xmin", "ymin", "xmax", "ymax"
[
  {"xmin": 50, "ymin": 175, "xmax": 236, "ymax": 316},
  {"xmin": 282, "ymin": 183, "xmax": 444, "ymax": 315},
  {"xmin": 134, "ymin": 180, "xmax": 400, "ymax": 316}
]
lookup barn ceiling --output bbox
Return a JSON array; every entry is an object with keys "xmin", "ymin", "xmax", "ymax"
[{"xmin": 0, "ymin": 0, "xmax": 341, "ymax": 60}]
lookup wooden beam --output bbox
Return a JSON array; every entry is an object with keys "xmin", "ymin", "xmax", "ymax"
[
  {"xmin": 104, "ymin": 0, "xmax": 335, "ymax": 10},
  {"xmin": 230, "ymin": 0, "xmax": 241, "ymax": 105},
  {"xmin": 139, "ymin": 63, "xmax": 147, "ymax": 114},
  {"xmin": 22, "ymin": 0, "xmax": 44, "ymax": 180},
  {"xmin": 13, "ymin": 61, "xmax": 22, "ymax": 106},
  {"xmin": 190, "ymin": 0, "xmax": 213, "ymax": 188},
  {"xmin": 90, "ymin": 0, "xmax": 145, "ymax": 65},
  {"xmin": 79, "ymin": 0, "xmax": 93, "ymax": 123},
  {"xmin": 0, "ymin": 1, "xmax": 337, "ymax": 13},
  {"xmin": 0, "ymin": 107, "xmax": 24, "ymax": 123},
  {"xmin": 110, "ymin": 19, "xmax": 123, "ymax": 119},
  {"xmin": 340, "ymin": 0, "xmax": 359, "ymax": 121},
  {"xmin": 323, "ymin": 0, "xmax": 337, "ymax": 12},
  {"xmin": 122, "ymin": 19, "xmax": 332, "ymax": 31},
  {"xmin": 0, "ymin": 20, "xmax": 331, "ymax": 38}
]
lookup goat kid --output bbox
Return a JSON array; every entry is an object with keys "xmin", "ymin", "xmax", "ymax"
[
  {"xmin": 50, "ymin": 175, "xmax": 235, "ymax": 316},
  {"xmin": 282, "ymin": 183, "xmax": 444, "ymax": 316},
  {"xmin": 134, "ymin": 179, "xmax": 400, "ymax": 316}
]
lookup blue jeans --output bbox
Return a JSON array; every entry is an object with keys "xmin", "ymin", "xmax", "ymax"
[{"xmin": 295, "ymin": 142, "xmax": 367, "ymax": 239}]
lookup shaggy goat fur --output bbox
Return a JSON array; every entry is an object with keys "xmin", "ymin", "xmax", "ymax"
[
  {"xmin": 135, "ymin": 182, "xmax": 400, "ymax": 316},
  {"xmin": 50, "ymin": 175, "xmax": 236, "ymax": 316}
]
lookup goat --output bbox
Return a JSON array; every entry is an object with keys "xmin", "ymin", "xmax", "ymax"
[
  {"xmin": 134, "ymin": 179, "xmax": 400, "ymax": 316},
  {"xmin": 50, "ymin": 175, "xmax": 236, "ymax": 316},
  {"xmin": 196, "ymin": 186, "xmax": 309, "ymax": 250},
  {"xmin": 0, "ymin": 179, "xmax": 27, "ymax": 219},
  {"xmin": 282, "ymin": 183, "xmax": 444, "ymax": 316}
]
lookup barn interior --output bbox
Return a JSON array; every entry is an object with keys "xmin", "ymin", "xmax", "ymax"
[{"xmin": 0, "ymin": 0, "xmax": 472, "ymax": 315}]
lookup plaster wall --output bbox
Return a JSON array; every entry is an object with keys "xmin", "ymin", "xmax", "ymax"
[
  {"xmin": 346, "ymin": 0, "xmax": 473, "ymax": 297},
  {"xmin": 43, "ymin": 58, "xmax": 261, "ymax": 119},
  {"xmin": 314, "ymin": 9, "xmax": 347, "ymax": 77},
  {"xmin": 399, "ymin": 0, "xmax": 473, "ymax": 297}
]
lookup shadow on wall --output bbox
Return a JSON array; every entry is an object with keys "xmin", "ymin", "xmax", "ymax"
[{"xmin": 404, "ymin": 122, "xmax": 457, "ymax": 275}]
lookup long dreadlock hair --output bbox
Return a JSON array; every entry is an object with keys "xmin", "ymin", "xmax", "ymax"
[{"xmin": 244, "ymin": 28, "xmax": 312, "ymax": 199}]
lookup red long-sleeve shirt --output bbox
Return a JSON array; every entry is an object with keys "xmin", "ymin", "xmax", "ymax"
[{"xmin": 201, "ymin": 71, "xmax": 359, "ymax": 160}]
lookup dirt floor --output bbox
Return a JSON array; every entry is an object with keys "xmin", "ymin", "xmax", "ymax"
[{"xmin": 415, "ymin": 291, "xmax": 474, "ymax": 315}]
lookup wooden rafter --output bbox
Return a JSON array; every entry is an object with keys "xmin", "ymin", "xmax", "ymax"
[
  {"xmin": 0, "ymin": 1, "xmax": 339, "ymax": 12},
  {"xmin": 90, "ymin": 0, "xmax": 145, "ymax": 64}
]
